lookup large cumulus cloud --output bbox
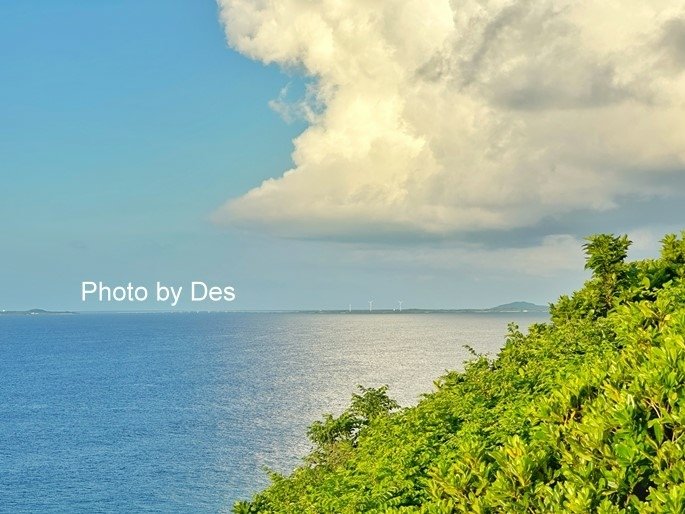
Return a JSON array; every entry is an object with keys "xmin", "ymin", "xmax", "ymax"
[{"xmin": 214, "ymin": 0, "xmax": 685, "ymax": 240}]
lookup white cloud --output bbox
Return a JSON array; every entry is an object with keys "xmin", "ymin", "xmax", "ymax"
[
  {"xmin": 345, "ymin": 234, "xmax": 586, "ymax": 278},
  {"xmin": 627, "ymin": 224, "xmax": 685, "ymax": 259},
  {"xmin": 214, "ymin": 0, "xmax": 685, "ymax": 240}
]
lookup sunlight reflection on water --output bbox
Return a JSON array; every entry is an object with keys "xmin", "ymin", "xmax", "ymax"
[{"xmin": 0, "ymin": 312, "xmax": 546, "ymax": 511}]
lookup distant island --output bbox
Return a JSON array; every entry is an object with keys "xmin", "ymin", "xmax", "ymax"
[
  {"xmin": 0, "ymin": 309, "xmax": 76, "ymax": 316},
  {"xmin": 485, "ymin": 301, "xmax": 549, "ymax": 313},
  {"xmin": 307, "ymin": 301, "xmax": 549, "ymax": 314}
]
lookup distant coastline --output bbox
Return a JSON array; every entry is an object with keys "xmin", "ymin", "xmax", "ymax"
[
  {"xmin": 0, "ymin": 302, "xmax": 548, "ymax": 316},
  {"xmin": 307, "ymin": 301, "xmax": 549, "ymax": 314}
]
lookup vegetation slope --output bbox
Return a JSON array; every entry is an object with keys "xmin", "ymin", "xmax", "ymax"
[{"xmin": 236, "ymin": 233, "xmax": 685, "ymax": 513}]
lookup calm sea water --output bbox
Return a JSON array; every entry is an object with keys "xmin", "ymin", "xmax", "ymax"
[{"xmin": 0, "ymin": 312, "xmax": 546, "ymax": 512}]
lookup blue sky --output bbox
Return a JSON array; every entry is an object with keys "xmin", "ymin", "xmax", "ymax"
[
  {"xmin": 2, "ymin": 1, "xmax": 682, "ymax": 311},
  {"xmin": 1, "ymin": 1, "xmax": 299, "ymax": 309}
]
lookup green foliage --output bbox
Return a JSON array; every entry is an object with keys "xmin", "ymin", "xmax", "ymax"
[
  {"xmin": 304, "ymin": 386, "xmax": 400, "ymax": 468},
  {"xmin": 307, "ymin": 412, "xmax": 358, "ymax": 448},
  {"xmin": 661, "ymin": 231, "xmax": 685, "ymax": 279},
  {"xmin": 349, "ymin": 385, "xmax": 400, "ymax": 422},
  {"xmin": 582, "ymin": 234, "xmax": 631, "ymax": 314},
  {"xmin": 583, "ymin": 234, "xmax": 631, "ymax": 277},
  {"xmin": 235, "ymin": 232, "xmax": 685, "ymax": 513}
]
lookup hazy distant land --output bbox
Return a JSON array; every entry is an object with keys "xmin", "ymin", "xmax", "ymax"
[
  {"xmin": 0, "ymin": 309, "xmax": 76, "ymax": 316},
  {"xmin": 307, "ymin": 301, "xmax": 549, "ymax": 314},
  {"xmin": 0, "ymin": 302, "xmax": 548, "ymax": 315}
]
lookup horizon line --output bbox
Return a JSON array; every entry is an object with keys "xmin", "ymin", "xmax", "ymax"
[{"xmin": 1, "ymin": 303, "xmax": 551, "ymax": 315}]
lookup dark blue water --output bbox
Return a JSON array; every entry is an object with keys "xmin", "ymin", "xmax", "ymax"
[{"xmin": 0, "ymin": 312, "xmax": 546, "ymax": 512}]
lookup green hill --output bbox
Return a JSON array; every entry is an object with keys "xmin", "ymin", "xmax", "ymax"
[
  {"xmin": 236, "ymin": 232, "xmax": 685, "ymax": 513},
  {"xmin": 487, "ymin": 301, "xmax": 548, "ymax": 312}
]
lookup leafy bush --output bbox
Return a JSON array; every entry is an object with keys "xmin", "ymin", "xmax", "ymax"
[{"xmin": 235, "ymin": 232, "xmax": 685, "ymax": 513}]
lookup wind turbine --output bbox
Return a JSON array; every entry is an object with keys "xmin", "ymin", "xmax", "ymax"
[
  {"xmin": 368, "ymin": 300, "xmax": 373, "ymax": 312},
  {"xmin": 398, "ymin": 300, "xmax": 403, "ymax": 312}
]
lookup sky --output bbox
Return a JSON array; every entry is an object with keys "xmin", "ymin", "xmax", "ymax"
[{"xmin": 1, "ymin": 0, "xmax": 684, "ymax": 311}]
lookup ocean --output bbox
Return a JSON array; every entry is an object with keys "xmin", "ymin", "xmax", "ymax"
[{"xmin": 0, "ymin": 312, "xmax": 547, "ymax": 512}]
